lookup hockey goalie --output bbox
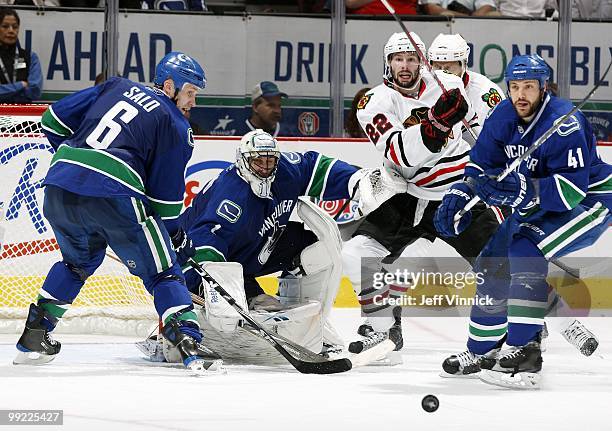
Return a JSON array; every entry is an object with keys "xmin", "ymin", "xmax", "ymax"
[{"xmin": 138, "ymin": 130, "xmax": 406, "ymax": 365}]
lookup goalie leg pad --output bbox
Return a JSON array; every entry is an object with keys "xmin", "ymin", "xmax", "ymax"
[
  {"xmin": 201, "ymin": 261, "xmax": 249, "ymax": 333},
  {"xmin": 295, "ymin": 198, "xmax": 343, "ymax": 321}
]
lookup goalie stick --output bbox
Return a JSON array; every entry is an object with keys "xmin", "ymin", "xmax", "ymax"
[
  {"xmin": 189, "ymin": 289, "xmax": 397, "ymax": 368},
  {"xmin": 187, "ymin": 258, "xmax": 353, "ymax": 374},
  {"xmin": 105, "ymin": 247, "xmax": 397, "ymax": 367}
]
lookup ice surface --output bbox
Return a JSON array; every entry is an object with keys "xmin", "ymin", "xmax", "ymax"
[{"xmin": 1, "ymin": 310, "xmax": 610, "ymax": 431}]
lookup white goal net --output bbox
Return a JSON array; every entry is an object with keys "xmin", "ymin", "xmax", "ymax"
[{"xmin": 0, "ymin": 104, "xmax": 157, "ymax": 336}]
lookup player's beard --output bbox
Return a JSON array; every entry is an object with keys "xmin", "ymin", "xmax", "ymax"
[
  {"xmin": 393, "ymin": 68, "xmax": 421, "ymax": 93},
  {"xmin": 513, "ymin": 98, "xmax": 539, "ymax": 119}
]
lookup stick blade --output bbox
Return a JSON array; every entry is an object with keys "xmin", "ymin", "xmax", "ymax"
[{"xmin": 294, "ymin": 357, "xmax": 353, "ymax": 374}]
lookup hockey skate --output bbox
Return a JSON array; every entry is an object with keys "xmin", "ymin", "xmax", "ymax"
[
  {"xmin": 441, "ymin": 349, "xmax": 495, "ymax": 378},
  {"xmin": 441, "ymin": 333, "xmax": 506, "ymax": 378},
  {"xmin": 479, "ymin": 341, "xmax": 543, "ymax": 389},
  {"xmin": 135, "ymin": 333, "xmax": 167, "ymax": 362},
  {"xmin": 162, "ymin": 320, "xmax": 225, "ymax": 376},
  {"xmin": 348, "ymin": 308, "xmax": 403, "ymax": 365},
  {"xmin": 14, "ymin": 303, "xmax": 61, "ymax": 365},
  {"xmin": 561, "ymin": 319, "xmax": 599, "ymax": 356}
]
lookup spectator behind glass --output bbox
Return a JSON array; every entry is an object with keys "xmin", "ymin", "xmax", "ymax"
[
  {"xmin": 141, "ymin": 0, "xmax": 206, "ymax": 10},
  {"xmin": 495, "ymin": 0, "xmax": 557, "ymax": 18},
  {"xmin": 0, "ymin": 1, "xmax": 59, "ymax": 5},
  {"xmin": 345, "ymin": 87, "xmax": 371, "ymax": 138},
  {"xmin": 0, "ymin": 9, "xmax": 42, "ymax": 103},
  {"xmin": 241, "ymin": 81, "xmax": 287, "ymax": 137},
  {"xmin": 573, "ymin": 0, "xmax": 612, "ymax": 19},
  {"xmin": 346, "ymin": 0, "xmax": 417, "ymax": 15},
  {"xmin": 419, "ymin": 0, "xmax": 500, "ymax": 15}
]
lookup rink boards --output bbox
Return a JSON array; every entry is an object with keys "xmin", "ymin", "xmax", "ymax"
[{"xmin": 1, "ymin": 136, "xmax": 611, "ymax": 313}]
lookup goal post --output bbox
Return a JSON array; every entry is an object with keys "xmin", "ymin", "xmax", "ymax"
[{"xmin": 0, "ymin": 104, "xmax": 157, "ymax": 337}]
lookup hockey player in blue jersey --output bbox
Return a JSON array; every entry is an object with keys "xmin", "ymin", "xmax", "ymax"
[
  {"xmin": 14, "ymin": 52, "xmax": 224, "ymax": 374},
  {"xmin": 434, "ymin": 54, "xmax": 612, "ymax": 388},
  {"xmin": 162, "ymin": 130, "xmax": 390, "ymax": 360}
]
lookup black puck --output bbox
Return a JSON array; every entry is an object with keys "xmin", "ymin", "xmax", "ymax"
[{"xmin": 421, "ymin": 394, "xmax": 439, "ymax": 413}]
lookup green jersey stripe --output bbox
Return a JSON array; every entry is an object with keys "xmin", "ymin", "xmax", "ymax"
[
  {"xmin": 508, "ymin": 304, "xmax": 547, "ymax": 319},
  {"xmin": 306, "ymin": 155, "xmax": 335, "ymax": 198},
  {"xmin": 38, "ymin": 302, "xmax": 69, "ymax": 319},
  {"xmin": 588, "ymin": 175, "xmax": 612, "ymax": 193},
  {"xmin": 469, "ymin": 325, "xmax": 507, "ymax": 337},
  {"xmin": 538, "ymin": 202, "xmax": 601, "ymax": 250},
  {"xmin": 540, "ymin": 205, "xmax": 607, "ymax": 257},
  {"xmin": 508, "ymin": 299, "xmax": 548, "ymax": 309},
  {"xmin": 555, "ymin": 174, "xmax": 585, "ymax": 210},
  {"xmin": 469, "ymin": 320, "xmax": 507, "ymax": 331},
  {"xmin": 149, "ymin": 199, "xmax": 183, "ymax": 219},
  {"xmin": 162, "ymin": 305, "xmax": 194, "ymax": 325},
  {"xmin": 182, "ymin": 247, "xmax": 225, "ymax": 272},
  {"xmin": 41, "ymin": 106, "xmax": 73, "ymax": 136},
  {"xmin": 468, "ymin": 333, "xmax": 506, "ymax": 342},
  {"xmin": 51, "ymin": 144, "xmax": 145, "ymax": 193}
]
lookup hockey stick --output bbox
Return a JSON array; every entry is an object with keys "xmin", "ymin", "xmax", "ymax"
[
  {"xmin": 188, "ymin": 290, "xmax": 333, "ymax": 364},
  {"xmin": 456, "ymin": 57, "xmax": 612, "ymax": 219},
  {"xmin": 187, "ymin": 258, "xmax": 352, "ymax": 374},
  {"xmin": 379, "ymin": 0, "xmax": 478, "ymax": 141}
]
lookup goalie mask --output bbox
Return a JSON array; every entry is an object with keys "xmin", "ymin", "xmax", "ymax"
[
  {"xmin": 428, "ymin": 33, "xmax": 470, "ymax": 78},
  {"xmin": 236, "ymin": 130, "xmax": 281, "ymax": 199}
]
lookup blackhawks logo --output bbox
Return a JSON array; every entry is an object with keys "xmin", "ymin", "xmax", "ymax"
[
  {"xmin": 357, "ymin": 94, "xmax": 371, "ymax": 110},
  {"xmin": 403, "ymin": 107, "xmax": 429, "ymax": 127},
  {"xmin": 482, "ymin": 88, "xmax": 502, "ymax": 108}
]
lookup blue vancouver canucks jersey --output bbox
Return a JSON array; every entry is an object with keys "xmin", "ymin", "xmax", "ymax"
[
  {"xmin": 180, "ymin": 151, "xmax": 357, "ymax": 279},
  {"xmin": 466, "ymin": 94, "xmax": 612, "ymax": 212},
  {"xmin": 40, "ymin": 77, "xmax": 194, "ymax": 233}
]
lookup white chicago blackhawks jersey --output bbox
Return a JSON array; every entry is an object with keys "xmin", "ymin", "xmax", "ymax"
[
  {"xmin": 356, "ymin": 69, "xmax": 476, "ymax": 200},
  {"xmin": 464, "ymin": 70, "xmax": 505, "ymax": 127}
]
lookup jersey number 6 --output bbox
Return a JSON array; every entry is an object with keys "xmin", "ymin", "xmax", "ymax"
[
  {"xmin": 86, "ymin": 101, "xmax": 139, "ymax": 150},
  {"xmin": 365, "ymin": 113, "xmax": 392, "ymax": 144}
]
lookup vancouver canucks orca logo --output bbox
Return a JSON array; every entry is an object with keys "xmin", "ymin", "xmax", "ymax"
[
  {"xmin": 187, "ymin": 128, "xmax": 194, "ymax": 147},
  {"xmin": 482, "ymin": 88, "xmax": 502, "ymax": 108},
  {"xmin": 403, "ymin": 107, "xmax": 429, "ymax": 128}
]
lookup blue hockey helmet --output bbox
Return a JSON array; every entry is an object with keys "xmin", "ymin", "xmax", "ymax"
[
  {"xmin": 154, "ymin": 51, "xmax": 206, "ymax": 91},
  {"xmin": 504, "ymin": 54, "xmax": 550, "ymax": 90}
]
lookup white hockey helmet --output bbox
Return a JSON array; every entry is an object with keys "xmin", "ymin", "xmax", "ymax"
[
  {"xmin": 428, "ymin": 33, "xmax": 470, "ymax": 76},
  {"xmin": 383, "ymin": 31, "xmax": 426, "ymax": 83},
  {"xmin": 236, "ymin": 129, "xmax": 281, "ymax": 199}
]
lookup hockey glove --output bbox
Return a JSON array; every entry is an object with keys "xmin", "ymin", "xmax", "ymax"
[
  {"xmin": 434, "ymin": 182, "xmax": 474, "ymax": 237},
  {"xmin": 420, "ymin": 88, "xmax": 468, "ymax": 153},
  {"xmin": 474, "ymin": 169, "xmax": 536, "ymax": 209},
  {"xmin": 170, "ymin": 228, "xmax": 196, "ymax": 266}
]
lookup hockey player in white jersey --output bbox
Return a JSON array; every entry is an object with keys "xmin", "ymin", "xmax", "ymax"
[
  {"xmin": 342, "ymin": 31, "xmax": 504, "ymax": 357},
  {"xmin": 428, "ymin": 33, "xmax": 505, "ymax": 141},
  {"xmin": 395, "ymin": 34, "xmax": 507, "ymax": 273}
]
